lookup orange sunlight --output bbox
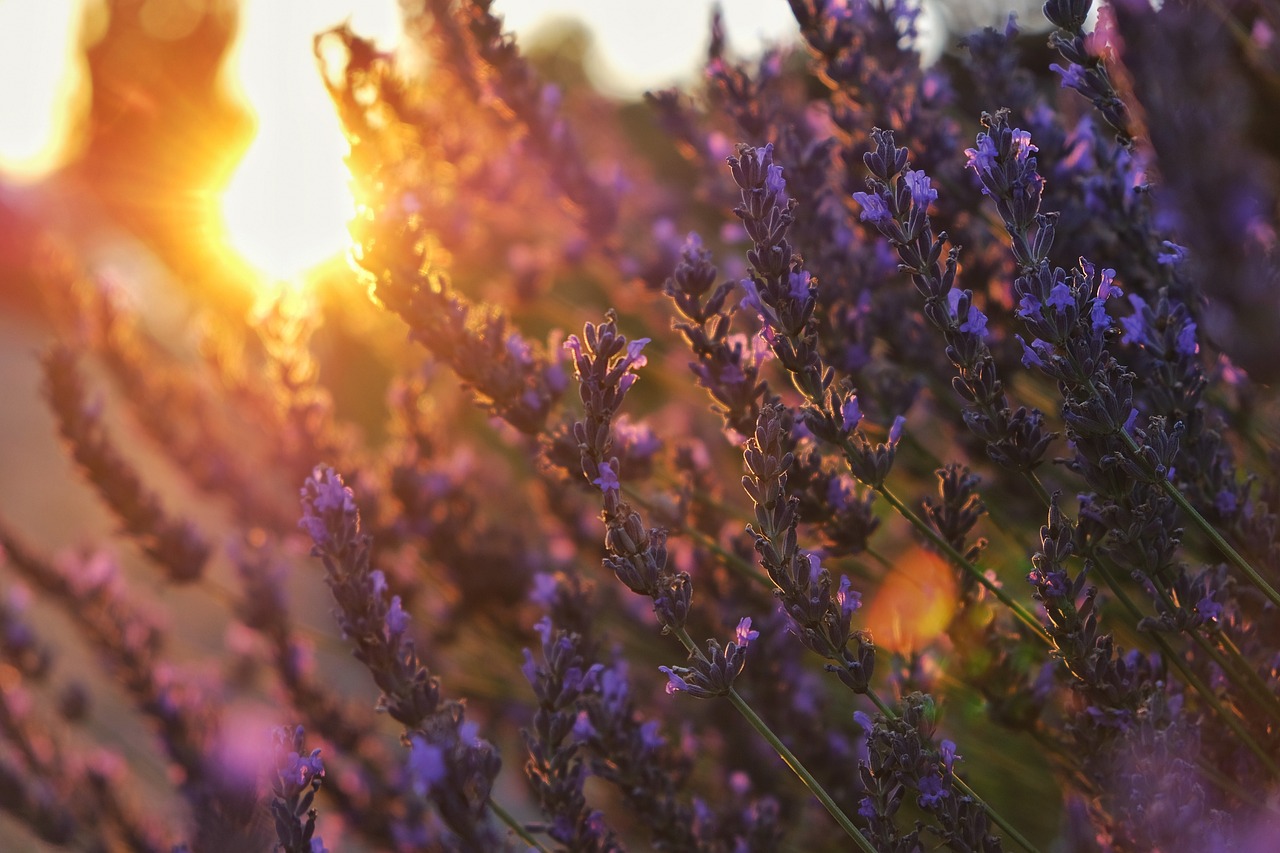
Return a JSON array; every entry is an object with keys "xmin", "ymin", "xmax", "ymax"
[
  {"xmin": 218, "ymin": 1, "xmax": 399, "ymax": 284},
  {"xmin": 863, "ymin": 546, "xmax": 957, "ymax": 653}
]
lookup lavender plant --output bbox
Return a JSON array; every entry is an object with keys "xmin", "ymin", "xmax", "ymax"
[{"xmin": 3, "ymin": 0, "xmax": 1280, "ymax": 850}]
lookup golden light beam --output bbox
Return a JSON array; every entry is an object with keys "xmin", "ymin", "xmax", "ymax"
[{"xmin": 218, "ymin": 0, "xmax": 399, "ymax": 284}]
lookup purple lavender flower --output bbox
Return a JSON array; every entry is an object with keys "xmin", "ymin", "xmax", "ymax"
[
  {"xmin": 853, "ymin": 190, "xmax": 892, "ymax": 224},
  {"xmin": 903, "ymin": 168, "xmax": 938, "ymax": 207},
  {"xmin": 1049, "ymin": 61, "xmax": 1088, "ymax": 89},
  {"xmin": 592, "ymin": 461, "xmax": 621, "ymax": 494},
  {"xmin": 765, "ymin": 163, "xmax": 786, "ymax": 196},
  {"xmin": 964, "ymin": 134, "xmax": 998, "ymax": 175},
  {"xmin": 270, "ymin": 726, "xmax": 326, "ymax": 853},
  {"xmin": 407, "ymin": 736, "xmax": 446, "ymax": 796},
  {"xmin": 841, "ymin": 395, "xmax": 863, "ymax": 432},
  {"xmin": 658, "ymin": 617, "xmax": 758, "ymax": 699},
  {"xmin": 1047, "ymin": 283, "xmax": 1075, "ymax": 313},
  {"xmin": 916, "ymin": 773, "xmax": 948, "ymax": 808}
]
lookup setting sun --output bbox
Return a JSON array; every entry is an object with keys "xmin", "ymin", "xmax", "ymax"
[{"xmin": 218, "ymin": 1, "xmax": 399, "ymax": 283}]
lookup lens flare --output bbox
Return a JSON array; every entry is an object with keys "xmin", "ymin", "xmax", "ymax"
[{"xmin": 218, "ymin": 1, "xmax": 398, "ymax": 283}]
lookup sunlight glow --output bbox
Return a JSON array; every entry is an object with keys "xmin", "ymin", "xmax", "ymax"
[
  {"xmin": 0, "ymin": 0, "xmax": 87, "ymax": 180},
  {"xmin": 218, "ymin": 0, "xmax": 399, "ymax": 283},
  {"xmin": 864, "ymin": 548, "xmax": 956, "ymax": 652},
  {"xmin": 494, "ymin": 0, "xmax": 801, "ymax": 98}
]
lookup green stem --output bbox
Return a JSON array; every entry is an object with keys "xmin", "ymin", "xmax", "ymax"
[
  {"xmin": 1143, "ymin": 574, "xmax": 1280, "ymax": 726},
  {"xmin": 670, "ymin": 628, "xmax": 874, "ymax": 852},
  {"xmin": 1106, "ymin": 397, "xmax": 1280, "ymax": 610},
  {"xmin": 488, "ymin": 798, "xmax": 551, "ymax": 852},
  {"xmin": 863, "ymin": 690, "xmax": 1041, "ymax": 853},
  {"xmin": 876, "ymin": 486, "xmax": 1051, "ymax": 645},
  {"xmin": 622, "ymin": 485, "xmax": 770, "ymax": 591},
  {"xmin": 1090, "ymin": 562, "xmax": 1280, "ymax": 779},
  {"xmin": 1022, "ymin": 470, "xmax": 1053, "ymax": 507},
  {"xmin": 1218, "ymin": 632, "xmax": 1280, "ymax": 722},
  {"xmin": 725, "ymin": 687, "xmax": 876, "ymax": 853}
]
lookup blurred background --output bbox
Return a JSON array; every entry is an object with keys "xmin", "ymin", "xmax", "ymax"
[
  {"xmin": 0, "ymin": 0, "xmax": 1053, "ymax": 848},
  {"xmin": 0, "ymin": 0, "xmax": 1048, "ymax": 536}
]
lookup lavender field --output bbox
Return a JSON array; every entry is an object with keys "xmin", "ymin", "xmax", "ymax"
[{"xmin": 1, "ymin": 0, "xmax": 1279, "ymax": 850}]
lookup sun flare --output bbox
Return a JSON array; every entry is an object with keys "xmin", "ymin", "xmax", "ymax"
[{"xmin": 218, "ymin": 1, "xmax": 400, "ymax": 284}]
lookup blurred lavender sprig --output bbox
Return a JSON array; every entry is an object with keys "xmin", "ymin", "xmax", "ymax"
[{"xmin": 4, "ymin": 0, "xmax": 1280, "ymax": 850}]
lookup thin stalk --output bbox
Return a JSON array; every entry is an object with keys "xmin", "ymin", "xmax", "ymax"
[
  {"xmin": 865, "ymin": 546, "xmax": 894, "ymax": 570},
  {"xmin": 773, "ymin": 328, "xmax": 1050, "ymax": 645},
  {"xmin": 1143, "ymin": 574, "xmax": 1280, "ymax": 726},
  {"xmin": 1100, "ymin": 391, "xmax": 1280, "ymax": 610},
  {"xmin": 876, "ymin": 485, "xmax": 1051, "ymax": 645},
  {"xmin": 669, "ymin": 627, "xmax": 875, "ymax": 852},
  {"xmin": 863, "ymin": 690, "xmax": 1042, "ymax": 853},
  {"xmin": 488, "ymin": 798, "xmax": 551, "ymax": 852},
  {"xmin": 1193, "ymin": 632, "xmax": 1280, "ymax": 729},
  {"xmin": 1218, "ymin": 632, "xmax": 1280, "ymax": 721},
  {"xmin": 622, "ymin": 484, "xmax": 770, "ymax": 591},
  {"xmin": 1022, "ymin": 470, "xmax": 1054, "ymax": 507},
  {"xmin": 1090, "ymin": 562, "xmax": 1280, "ymax": 778}
]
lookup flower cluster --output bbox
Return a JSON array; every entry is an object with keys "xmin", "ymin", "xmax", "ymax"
[{"xmin": 3, "ymin": 0, "xmax": 1280, "ymax": 850}]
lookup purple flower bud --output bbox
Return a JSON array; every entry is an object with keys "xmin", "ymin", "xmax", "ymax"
[
  {"xmin": 408, "ymin": 736, "xmax": 446, "ymax": 795},
  {"xmin": 1047, "ymin": 283, "xmax": 1074, "ymax": 313},
  {"xmin": 903, "ymin": 168, "xmax": 938, "ymax": 207},
  {"xmin": 385, "ymin": 595, "xmax": 409, "ymax": 636},
  {"xmin": 1017, "ymin": 335, "xmax": 1046, "ymax": 368},
  {"xmin": 940, "ymin": 739, "xmax": 958, "ymax": 773},
  {"xmin": 853, "ymin": 191, "xmax": 892, "ymax": 225},
  {"xmin": 529, "ymin": 573, "xmax": 558, "ymax": 607},
  {"xmin": 1124, "ymin": 408, "xmax": 1139, "ymax": 434},
  {"xmin": 1016, "ymin": 292, "xmax": 1042, "ymax": 319},
  {"xmin": 1157, "ymin": 241, "xmax": 1188, "ymax": 265},
  {"xmin": 853, "ymin": 710, "xmax": 873, "ymax": 732},
  {"xmin": 788, "ymin": 270, "xmax": 812, "ymax": 302},
  {"xmin": 1197, "ymin": 596, "xmax": 1223, "ymax": 622},
  {"xmin": 1089, "ymin": 298, "xmax": 1111, "ymax": 332},
  {"xmin": 805, "ymin": 552, "xmax": 823, "ymax": 584},
  {"xmin": 1215, "ymin": 489, "xmax": 1238, "ymax": 515},
  {"xmin": 1011, "ymin": 129, "xmax": 1037, "ymax": 164},
  {"xmin": 964, "ymin": 135, "xmax": 998, "ymax": 175},
  {"xmin": 1050, "ymin": 61, "xmax": 1088, "ymax": 89},
  {"xmin": 734, "ymin": 617, "xmax": 759, "ymax": 647},
  {"xmin": 888, "ymin": 415, "xmax": 906, "ymax": 447},
  {"xmin": 765, "ymin": 163, "xmax": 786, "ymax": 196},
  {"xmin": 836, "ymin": 575, "xmax": 862, "ymax": 621},
  {"xmin": 1120, "ymin": 294, "xmax": 1149, "ymax": 345},
  {"xmin": 572, "ymin": 710, "xmax": 596, "ymax": 742},
  {"xmin": 739, "ymin": 279, "xmax": 765, "ymax": 315},
  {"xmin": 1097, "ymin": 268, "xmax": 1120, "ymax": 299},
  {"xmin": 1176, "ymin": 320, "xmax": 1198, "ymax": 357},
  {"xmin": 658, "ymin": 666, "xmax": 692, "ymax": 695},
  {"xmin": 960, "ymin": 306, "xmax": 989, "ymax": 339},
  {"xmin": 592, "ymin": 461, "xmax": 620, "ymax": 494},
  {"xmin": 841, "ymin": 395, "xmax": 863, "ymax": 432},
  {"xmin": 638, "ymin": 720, "xmax": 665, "ymax": 752},
  {"xmin": 917, "ymin": 773, "xmax": 948, "ymax": 808},
  {"xmin": 624, "ymin": 337, "xmax": 651, "ymax": 369}
]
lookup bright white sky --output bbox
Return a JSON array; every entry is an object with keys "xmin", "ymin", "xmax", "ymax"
[{"xmin": 0, "ymin": 0, "xmax": 800, "ymax": 279}]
